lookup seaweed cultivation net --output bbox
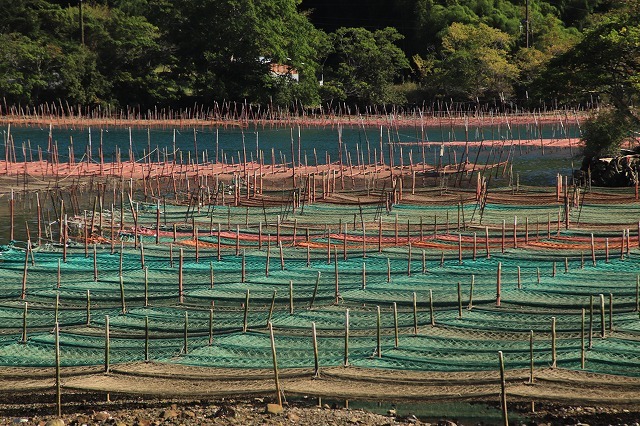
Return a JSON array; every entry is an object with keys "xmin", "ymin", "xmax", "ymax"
[{"xmin": 1, "ymin": 189, "xmax": 640, "ymax": 379}]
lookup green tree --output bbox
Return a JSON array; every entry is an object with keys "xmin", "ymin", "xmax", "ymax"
[
  {"xmin": 320, "ymin": 27, "xmax": 410, "ymax": 105},
  {"xmin": 533, "ymin": 1, "xmax": 640, "ymax": 125},
  {"xmin": 155, "ymin": 0, "xmax": 324, "ymax": 106},
  {"xmin": 418, "ymin": 22, "xmax": 519, "ymax": 101},
  {"xmin": 514, "ymin": 5, "xmax": 581, "ymax": 96},
  {"xmin": 581, "ymin": 109, "xmax": 630, "ymax": 161},
  {"xmin": 81, "ymin": 4, "xmax": 175, "ymax": 107}
]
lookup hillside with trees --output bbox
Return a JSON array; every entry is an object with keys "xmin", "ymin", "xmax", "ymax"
[{"xmin": 0, "ymin": 0, "xmax": 635, "ymax": 115}]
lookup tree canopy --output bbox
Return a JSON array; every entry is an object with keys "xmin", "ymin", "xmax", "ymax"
[
  {"xmin": 533, "ymin": 1, "xmax": 639, "ymax": 123},
  {"xmin": 0, "ymin": 0, "xmax": 635, "ymax": 110}
]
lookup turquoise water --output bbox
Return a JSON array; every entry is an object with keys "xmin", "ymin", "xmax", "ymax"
[{"xmin": 5, "ymin": 123, "xmax": 578, "ymax": 185}]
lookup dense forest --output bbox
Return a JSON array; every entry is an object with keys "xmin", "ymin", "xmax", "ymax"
[{"xmin": 0, "ymin": 0, "xmax": 637, "ymax": 114}]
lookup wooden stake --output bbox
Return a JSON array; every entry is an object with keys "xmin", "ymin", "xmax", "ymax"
[
  {"xmin": 334, "ymin": 247, "xmax": 339, "ymax": 303},
  {"xmin": 393, "ymin": 302, "xmax": 399, "ymax": 348},
  {"xmin": 600, "ymin": 293, "xmax": 605, "ymax": 338},
  {"xmin": 183, "ymin": 311, "xmax": 188, "ymax": 354},
  {"xmin": 551, "ymin": 316, "xmax": 557, "ymax": 368},
  {"xmin": 310, "ymin": 271, "xmax": 320, "ymax": 309},
  {"xmin": 457, "ymin": 282, "xmax": 462, "ymax": 319},
  {"xmin": 243, "ymin": 289, "xmax": 250, "ymax": 332},
  {"xmin": 312, "ymin": 322, "xmax": 319, "ymax": 377},
  {"xmin": 529, "ymin": 330, "xmax": 534, "ymax": 383},
  {"xmin": 581, "ymin": 308, "xmax": 585, "ymax": 369},
  {"xmin": 178, "ymin": 248, "xmax": 184, "ymax": 304},
  {"xmin": 21, "ymin": 243, "xmax": 28, "ymax": 300},
  {"xmin": 55, "ymin": 322, "xmax": 62, "ymax": 417},
  {"xmin": 267, "ymin": 290, "xmax": 276, "ymax": 326},
  {"xmin": 279, "ymin": 241, "xmax": 285, "ymax": 271},
  {"xmin": 145, "ymin": 316, "xmax": 149, "ymax": 361},
  {"xmin": 636, "ymin": 275, "xmax": 639, "ymax": 312},
  {"xmin": 498, "ymin": 351, "xmax": 508, "ymax": 426},
  {"xmin": 485, "ymin": 226, "xmax": 490, "ymax": 259},
  {"xmin": 241, "ymin": 249, "xmax": 246, "ymax": 283},
  {"xmin": 21, "ymin": 301, "xmax": 27, "ymax": 343},
  {"xmin": 268, "ymin": 322, "xmax": 282, "ymax": 406},
  {"xmin": 93, "ymin": 244, "xmax": 98, "ymax": 282},
  {"xmin": 143, "ymin": 267, "xmax": 149, "ymax": 307},
  {"xmin": 589, "ymin": 295, "xmax": 594, "ymax": 349},
  {"xmin": 344, "ymin": 309, "xmax": 350, "ymax": 366},
  {"xmin": 608, "ymin": 293, "xmax": 613, "ymax": 333},
  {"xmin": 209, "ymin": 307, "xmax": 214, "ymax": 346},
  {"xmin": 412, "ymin": 292, "xmax": 418, "ymax": 335},
  {"xmin": 362, "ymin": 262, "xmax": 366, "ymax": 290},
  {"xmin": 429, "ymin": 289, "xmax": 435, "ymax": 326},
  {"xmin": 104, "ymin": 315, "xmax": 110, "ymax": 373},
  {"xmin": 376, "ymin": 305, "xmax": 381, "ymax": 358},
  {"xmin": 86, "ymin": 290, "xmax": 91, "ymax": 326},
  {"xmin": 387, "ymin": 258, "xmax": 391, "ymax": 283},
  {"xmin": 119, "ymin": 275, "xmax": 126, "ymax": 314},
  {"xmin": 496, "ymin": 262, "xmax": 502, "ymax": 307},
  {"xmin": 289, "ymin": 280, "xmax": 294, "ymax": 315}
]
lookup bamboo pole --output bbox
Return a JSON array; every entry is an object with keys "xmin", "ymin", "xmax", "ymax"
[
  {"xmin": 21, "ymin": 302, "xmax": 28, "ymax": 343},
  {"xmin": 243, "ymin": 289, "xmax": 250, "ymax": 332},
  {"xmin": 429, "ymin": 289, "xmax": 435, "ymax": 326},
  {"xmin": 312, "ymin": 321, "xmax": 319, "ymax": 377},
  {"xmin": 334, "ymin": 247, "xmax": 340, "ymax": 304},
  {"xmin": 104, "ymin": 315, "xmax": 110, "ymax": 373},
  {"xmin": 457, "ymin": 282, "xmax": 462, "ymax": 319},
  {"xmin": 55, "ymin": 322, "xmax": 62, "ymax": 417},
  {"xmin": 589, "ymin": 295, "xmax": 594, "ymax": 349},
  {"xmin": 268, "ymin": 322, "xmax": 282, "ymax": 406},
  {"xmin": 376, "ymin": 305, "xmax": 381, "ymax": 358},
  {"xmin": 528, "ymin": 330, "xmax": 534, "ymax": 383},
  {"xmin": 178, "ymin": 248, "xmax": 184, "ymax": 304},
  {"xmin": 289, "ymin": 280, "xmax": 294, "ymax": 315},
  {"xmin": 362, "ymin": 262, "xmax": 366, "ymax": 290},
  {"xmin": 310, "ymin": 271, "xmax": 320, "ymax": 309},
  {"xmin": 393, "ymin": 302, "xmax": 399, "ymax": 348},
  {"xmin": 241, "ymin": 249, "xmax": 246, "ymax": 283},
  {"xmin": 183, "ymin": 311, "xmax": 188, "ymax": 354},
  {"xmin": 209, "ymin": 306, "xmax": 214, "ymax": 346},
  {"xmin": 86, "ymin": 290, "xmax": 91, "ymax": 326},
  {"xmin": 496, "ymin": 262, "xmax": 502, "ymax": 307},
  {"xmin": 498, "ymin": 351, "xmax": 508, "ymax": 426},
  {"xmin": 581, "ymin": 308, "xmax": 585, "ymax": 369},
  {"xmin": 144, "ymin": 267, "xmax": 149, "ymax": 307},
  {"xmin": 600, "ymin": 293, "xmax": 606, "ymax": 338},
  {"xmin": 267, "ymin": 290, "xmax": 276, "ymax": 326},
  {"xmin": 145, "ymin": 316, "xmax": 149, "ymax": 362},
  {"xmin": 609, "ymin": 293, "xmax": 613, "ymax": 332},
  {"xmin": 21, "ymin": 243, "xmax": 28, "ymax": 300},
  {"xmin": 551, "ymin": 316, "xmax": 557, "ymax": 368},
  {"xmin": 344, "ymin": 309, "xmax": 350, "ymax": 366},
  {"xmin": 265, "ymin": 236, "xmax": 271, "ymax": 277},
  {"xmin": 413, "ymin": 292, "xmax": 418, "ymax": 335}
]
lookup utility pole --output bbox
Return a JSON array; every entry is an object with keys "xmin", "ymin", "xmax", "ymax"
[
  {"xmin": 525, "ymin": 0, "xmax": 530, "ymax": 48},
  {"xmin": 79, "ymin": 0, "xmax": 85, "ymax": 46}
]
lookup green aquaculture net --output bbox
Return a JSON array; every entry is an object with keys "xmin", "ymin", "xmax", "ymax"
[{"xmin": 1, "ymin": 193, "xmax": 640, "ymax": 377}]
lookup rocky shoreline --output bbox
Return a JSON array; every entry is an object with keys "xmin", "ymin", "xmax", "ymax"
[{"xmin": 2, "ymin": 393, "xmax": 640, "ymax": 426}]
